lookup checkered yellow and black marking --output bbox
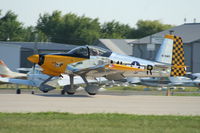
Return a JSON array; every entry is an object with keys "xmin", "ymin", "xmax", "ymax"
[{"xmin": 169, "ymin": 35, "xmax": 186, "ymax": 76}]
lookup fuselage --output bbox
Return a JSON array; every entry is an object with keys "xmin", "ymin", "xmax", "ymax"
[
  {"xmin": 28, "ymin": 46, "xmax": 172, "ymax": 78},
  {"xmin": 107, "ymin": 52, "xmax": 171, "ymax": 77},
  {"xmin": 65, "ymin": 46, "xmax": 171, "ymax": 78}
]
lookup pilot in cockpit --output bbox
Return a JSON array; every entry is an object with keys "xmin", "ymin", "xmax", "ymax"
[{"xmin": 90, "ymin": 49, "xmax": 99, "ymax": 56}]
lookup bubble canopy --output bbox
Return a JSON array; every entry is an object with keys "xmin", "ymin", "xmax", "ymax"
[{"xmin": 67, "ymin": 46, "xmax": 112, "ymax": 58}]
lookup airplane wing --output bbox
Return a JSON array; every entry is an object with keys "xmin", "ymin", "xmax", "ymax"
[
  {"xmin": 0, "ymin": 76, "xmax": 65, "ymax": 88},
  {"xmin": 58, "ymin": 75, "xmax": 107, "ymax": 86},
  {"xmin": 0, "ymin": 77, "xmax": 35, "ymax": 86},
  {"xmin": 68, "ymin": 63, "xmax": 146, "ymax": 80}
]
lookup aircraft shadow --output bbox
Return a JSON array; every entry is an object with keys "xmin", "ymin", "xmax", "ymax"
[{"xmin": 35, "ymin": 94, "xmax": 92, "ymax": 98}]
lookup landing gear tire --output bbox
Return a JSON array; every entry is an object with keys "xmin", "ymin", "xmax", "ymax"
[
  {"xmin": 85, "ymin": 85, "xmax": 99, "ymax": 95},
  {"xmin": 66, "ymin": 91, "xmax": 75, "ymax": 95},
  {"xmin": 42, "ymin": 90, "xmax": 48, "ymax": 93},
  {"xmin": 63, "ymin": 85, "xmax": 77, "ymax": 95},
  {"xmin": 61, "ymin": 89, "xmax": 65, "ymax": 95},
  {"xmin": 88, "ymin": 92, "xmax": 96, "ymax": 95},
  {"xmin": 31, "ymin": 90, "xmax": 35, "ymax": 94},
  {"xmin": 16, "ymin": 89, "xmax": 21, "ymax": 94}
]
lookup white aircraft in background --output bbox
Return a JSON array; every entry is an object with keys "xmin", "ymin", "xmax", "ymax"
[
  {"xmin": 0, "ymin": 60, "xmax": 106, "ymax": 94},
  {"xmin": 169, "ymin": 73, "xmax": 200, "ymax": 88},
  {"xmin": 127, "ymin": 73, "xmax": 200, "ymax": 89},
  {"xmin": 0, "ymin": 60, "xmax": 27, "ymax": 79},
  {"xmin": 27, "ymin": 34, "xmax": 187, "ymax": 95}
]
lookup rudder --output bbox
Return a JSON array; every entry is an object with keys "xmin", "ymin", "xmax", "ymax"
[
  {"xmin": 170, "ymin": 35, "xmax": 186, "ymax": 76},
  {"xmin": 0, "ymin": 60, "xmax": 12, "ymax": 76}
]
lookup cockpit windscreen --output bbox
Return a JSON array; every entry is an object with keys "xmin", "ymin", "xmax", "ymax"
[
  {"xmin": 67, "ymin": 46, "xmax": 112, "ymax": 58},
  {"xmin": 67, "ymin": 46, "xmax": 89, "ymax": 58},
  {"xmin": 88, "ymin": 46, "xmax": 112, "ymax": 57}
]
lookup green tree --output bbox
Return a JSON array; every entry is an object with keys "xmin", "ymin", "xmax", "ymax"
[
  {"xmin": 37, "ymin": 11, "xmax": 61, "ymax": 42},
  {"xmin": 0, "ymin": 10, "xmax": 24, "ymax": 41},
  {"xmin": 21, "ymin": 26, "xmax": 48, "ymax": 42},
  {"xmin": 36, "ymin": 11, "xmax": 101, "ymax": 45},
  {"xmin": 129, "ymin": 20, "xmax": 173, "ymax": 39},
  {"xmin": 100, "ymin": 20, "xmax": 132, "ymax": 38},
  {"xmin": 73, "ymin": 16, "xmax": 100, "ymax": 44}
]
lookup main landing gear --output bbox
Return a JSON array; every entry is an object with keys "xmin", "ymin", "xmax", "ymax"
[
  {"xmin": 61, "ymin": 75, "xmax": 100, "ymax": 95},
  {"xmin": 81, "ymin": 75, "xmax": 99, "ymax": 95},
  {"xmin": 61, "ymin": 75, "xmax": 77, "ymax": 95}
]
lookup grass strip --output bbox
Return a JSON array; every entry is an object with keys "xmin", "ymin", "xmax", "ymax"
[{"xmin": 0, "ymin": 112, "xmax": 199, "ymax": 133}]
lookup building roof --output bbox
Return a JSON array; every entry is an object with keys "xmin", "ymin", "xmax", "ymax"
[
  {"xmin": 95, "ymin": 39, "xmax": 135, "ymax": 55},
  {"xmin": 0, "ymin": 41, "xmax": 77, "ymax": 51},
  {"xmin": 131, "ymin": 23, "xmax": 200, "ymax": 44}
]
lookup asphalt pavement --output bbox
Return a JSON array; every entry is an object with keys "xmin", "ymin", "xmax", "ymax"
[{"xmin": 0, "ymin": 89, "xmax": 200, "ymax": 115}]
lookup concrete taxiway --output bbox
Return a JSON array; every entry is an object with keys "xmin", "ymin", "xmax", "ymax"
[{"xmin": 0, "ymin": 92, "xmax": 200, "ymax": 115}]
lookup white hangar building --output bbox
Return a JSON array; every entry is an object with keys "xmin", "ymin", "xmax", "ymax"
[{"xmin": 0, "ymin": 42, "xmax": 77, "ymax": 71}]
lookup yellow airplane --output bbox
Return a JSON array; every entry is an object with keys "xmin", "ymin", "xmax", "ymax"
[{"xmin": 28, "ymin": 34, "xmax": 186, "ymax": 95}]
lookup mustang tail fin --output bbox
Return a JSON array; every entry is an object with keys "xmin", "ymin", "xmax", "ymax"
[{"xmin": 156, "ymin": 34, "xmax": 186, "ymax": 76}]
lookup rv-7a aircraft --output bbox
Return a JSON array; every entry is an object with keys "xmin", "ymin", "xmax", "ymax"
[{"xmin": 28, "ymin": 34, "xmax": 186, "ymax": 95}]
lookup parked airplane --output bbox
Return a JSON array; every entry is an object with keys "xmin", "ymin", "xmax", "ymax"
[
  {"xmin": 0, "ymin": 60, "xmax": 106, "ymax": 94},
  {"xmin": 170, "ymin": 73, "xmax": 200, "ymax": 88},
  {"xmin": 0, "ymin": 60, "xmax": 27, "ymax": 79},
  {"xmin": 127, "ymin": 73, "xmax": 200, "ymax": 88},
  {"xmin": 27, "ymin": 34, "xmax": 186, "ymax": 95}
]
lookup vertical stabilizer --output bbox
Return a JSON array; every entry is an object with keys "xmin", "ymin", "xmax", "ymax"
[
  {"xmin": 0, "ymin": 60, "xmax": 27, "ymax": 78},
  {"xmin": 156, "ymin": 35, "xmax": 186, "ymax": 76},
  {"xmin": 0, "ymin": 60, "xmax": 12, "ymax": 76}
]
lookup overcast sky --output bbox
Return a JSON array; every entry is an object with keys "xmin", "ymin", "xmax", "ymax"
[{"xmin": 0, "ymin": 0, "xmax": 200, "ymax": 27}]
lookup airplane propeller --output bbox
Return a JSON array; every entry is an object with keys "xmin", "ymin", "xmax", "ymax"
[
  {"xmin": 33, "ymin": 63, "xmax": 36, "ymax": 74},
  {"xmin": 32, "ymin": 33, "xmax": 39, "ymax": 73},
  {"xmin": 38, "ymin": 55, "xmax": 45, "ymax": 66}
]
